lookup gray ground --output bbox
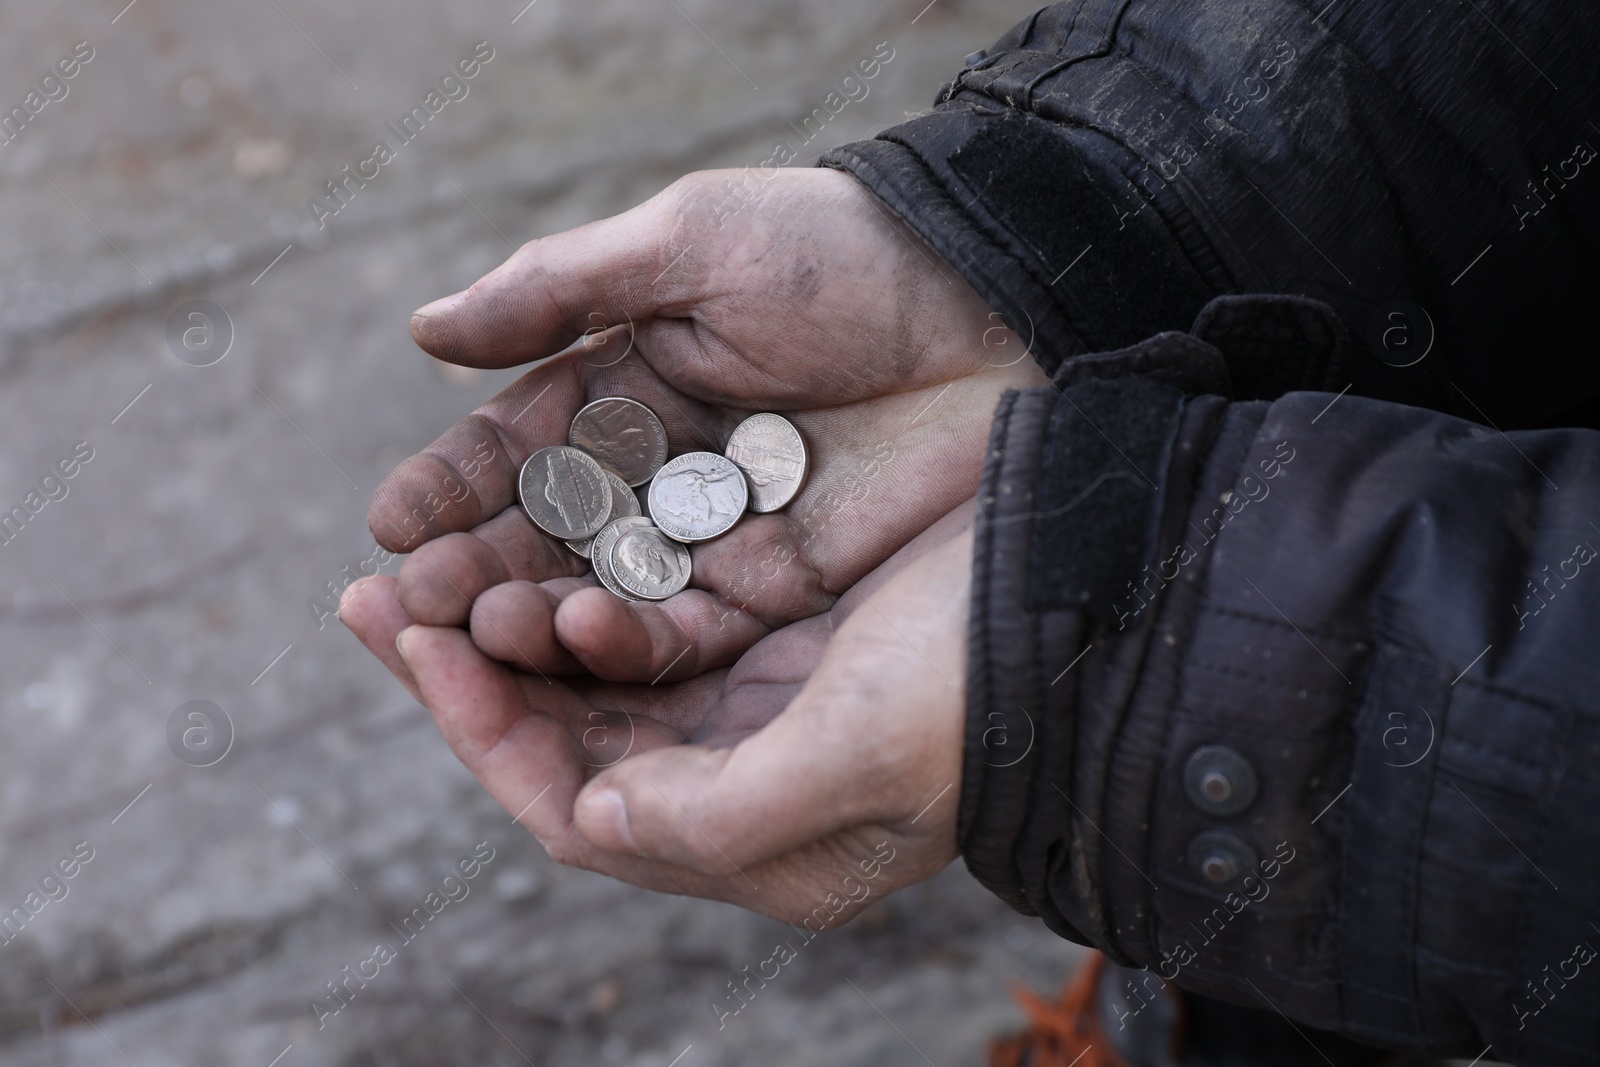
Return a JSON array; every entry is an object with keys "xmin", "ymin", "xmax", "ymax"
[{"xmin": 0, "ymin": 2, "xmax": 1089, "ymax": 1065}]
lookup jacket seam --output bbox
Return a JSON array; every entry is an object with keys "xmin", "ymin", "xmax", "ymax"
[{"xmin": 1199, "ymin": 601, "xmax": 1368, "ymax": 645}]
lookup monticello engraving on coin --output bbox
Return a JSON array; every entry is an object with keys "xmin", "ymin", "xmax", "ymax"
[
  {"xmin": 519, "ymin": 446, "xmax": 613, "ymax": 541},
  {"xmin": 723, "ymin": 412, "xmax": 807, "ymax": 513},
  {"xmin": 569, "ymin": 470, "xmax": 642, "ymax": 558}
]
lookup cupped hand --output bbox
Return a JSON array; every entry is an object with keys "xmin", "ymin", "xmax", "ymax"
[
  {"xmin": 340, "ymin": 501, "xmax": 975, "ymax": 922},
  {"xmin": 362, "ymin": 167, "xmax": 1046, "ymax": 684}
]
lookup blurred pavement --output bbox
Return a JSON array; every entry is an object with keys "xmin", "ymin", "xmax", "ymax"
[{"xmin": 0, "ymin": 2, "xmax": 1083, "ymax": 1065}]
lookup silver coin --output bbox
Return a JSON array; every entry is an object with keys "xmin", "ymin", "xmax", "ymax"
[
  {"xmin": 647, "ymin": 451, "xmax": 749, "ymax": 543},
  {"xmin": 519, "ymin": 446, "xmax": 613, "ymax": 541},
  {"xmin": 609, "ymin": 525, "xmax": 692, "ymax": 601},
  {"xmin": 724, "ymin": 412, "xmax": 807, "ymax": 513},
  {"xmin": 569, "ymin": 397, "xmax": 669, "ymax": 487},
  {"xmin": 568, "ymin": 471, "xmax": 643, "ymax": 558},
  {"xmin": 590, "ymin": 516, "xmax": 653, "ymax": 601}
]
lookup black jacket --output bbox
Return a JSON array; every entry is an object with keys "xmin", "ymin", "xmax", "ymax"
[{"xmin": 824, "ymin": 2, "xmax": 1600, "ymax": 1064}]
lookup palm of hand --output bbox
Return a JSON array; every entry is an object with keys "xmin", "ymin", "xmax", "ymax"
[
  {"xmin": 345, "ymin": 167, "xmax": 1042, "ymax": 917},
  {"xmin": 344, "ymin": 512, "xmax": 975, "ymax": 920},
  {"xmin": 368, "ymin": 167, "xmax": 1045, "ymax": 683}
]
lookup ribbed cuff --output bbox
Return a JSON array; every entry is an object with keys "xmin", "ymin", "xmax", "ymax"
[{"xmin": 822, "ymin": 104, "xmax": 1214, "ymax": 376}]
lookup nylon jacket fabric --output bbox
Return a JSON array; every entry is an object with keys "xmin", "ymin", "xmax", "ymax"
[
  {"xmin": 820, "ymin": 1, "xmax": 1600, "ymax": 1063},
  {"xmin": 823, "ymin": 0, "xmax": 1600, "ymax": 423}
]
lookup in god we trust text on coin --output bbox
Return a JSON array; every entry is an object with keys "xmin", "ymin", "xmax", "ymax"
[
  {"xmin": 647, "ymin": 451, "xmax": 748, "ymax": 543},
  {"xmin": 590, "ymin": 516, "xmax": 656, "ymax": 601},
  {"xmin": 569, "ymin": 397, "xmax": 669, "ymax": 487}
]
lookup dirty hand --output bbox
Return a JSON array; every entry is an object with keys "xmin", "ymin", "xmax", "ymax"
[
  {"xmin": 342, "ymin": 503, "xmax": 974, "ymax": 923},
  {"xmin": 355, "ymin": 166, "xmax": 1045, "ymax": 686}
]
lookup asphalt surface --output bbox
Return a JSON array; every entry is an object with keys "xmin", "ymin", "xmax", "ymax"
[{"xmin": 0, "ymin": 2, "xmax": 1087, "ymax": 1065}]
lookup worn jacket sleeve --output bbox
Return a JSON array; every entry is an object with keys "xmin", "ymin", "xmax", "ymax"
[
  {"xmin": 963, "ymin": 298, "xmax": 1600, "ymax": 1065},
  {"xmin": 822, "ymin": 0, "xmax": 1600, "ymax": 426}
]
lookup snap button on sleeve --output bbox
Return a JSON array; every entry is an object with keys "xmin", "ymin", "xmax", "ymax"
[
  {"xmin": 1187, "ymin": 830, "xmax": 1258, "ymax": 888},
  {"xmin": 1183, "ymin": 744, "xmax": 1258, "ymax": 817}
]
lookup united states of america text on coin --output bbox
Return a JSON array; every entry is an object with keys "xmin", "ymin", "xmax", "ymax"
[
  {"xmin": 609, "ymin": 525, "xmax": 692, "ymax": 601},
  {"xmin": 724, "ymin": 412, "xmax": 807, "ymax": 513},
  {"xmin": 519, "ymin": 446, "xmax": 613, "ymax": 541},
  {"xmin": 590, "ymin": 516, "xmax": 653, "ymax": 601},
  {"xmin": 569, "ymin": 397, "xmax": 669, "ymax": 487},
  {"xmin": 568, "ymin": 470, "xmax": 642, "ymax": 558},
  {"xmin": 646, "ymin": 451, "xmax": 749, "ymax": 542}
]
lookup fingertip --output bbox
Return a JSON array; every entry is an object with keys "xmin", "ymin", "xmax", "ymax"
[
  {"xmin": 397, "ymin": 532, "xmax": 508, "ymax": 627},
  {"xmin": 554, "ymin": 587, "xmax": 651, "ymax": 674},
  {"xmin": 339, "ymin": 574, "xmax": 382, "ymax": 622},
  {"xmin": 412, "ymin": 290, "xmax": 467, "ymax": 323},
  {"xmin": 470, "ymin": 580, "xmax": 581, "ymax": 673},
  {"xmin": 395, "ymin": 623, "xmax": 420, "ymax": 664},
  {"xmin": 574, "ymin": 788, "xmax": 639, "ymax": 854},
  {"xmin": 410, "ymin": 290, "xmax": 468, "ymax": 352}
]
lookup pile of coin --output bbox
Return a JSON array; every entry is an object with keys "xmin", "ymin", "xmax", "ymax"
[{"xmin": 518, "ymin": 398, "xmax": 808, "ymax": 602}]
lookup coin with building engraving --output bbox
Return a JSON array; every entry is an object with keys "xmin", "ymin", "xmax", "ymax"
[
  {"xmin": 646, "ymin": 451, "xmax": 748, "ymax": 542},
  {"xmin": 724, "ymin": 412, "xmax": 807, "ymax": 513},
  {"xmin": 519, "ymin": 446, "xmax": 613, "ymax": 541},
  {"xmin": 569, "ymin": 397, "xmax": 669, "ymax": 487},
  {"xmin": 609, "ymin": 525, "xmax": 692, "ymax": 601},
  {"xmin": 568, "ymin": 471, "xmax": 642, "ymax": 558},
  {"xmin": 590, "ymin": 516, "xmax": 652, "ymax": 601}
]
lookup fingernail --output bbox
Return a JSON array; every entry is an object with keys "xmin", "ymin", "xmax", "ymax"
[
  {"xmin": 411, "ymin": 290, "xmax": 467, "ymax": 322},
  {"xmin": 585, "ymin": 789, "xmax": 639, "ymax": 853},
  {"xmin": 338, "ymin": 576, "xmax": 365, "ymax": 617},
  {"xmin": 395, "ymin": 626, "xmax": 415, "ymax": 663}
]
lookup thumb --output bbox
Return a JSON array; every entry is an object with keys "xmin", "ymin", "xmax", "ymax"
[
  {"xmin": 572, "ymin": 538, "xmax": 970, "ymax": 874},
  {"xmin": 410, "ymin": 175, "xmax": 711, "ymax": 368}
]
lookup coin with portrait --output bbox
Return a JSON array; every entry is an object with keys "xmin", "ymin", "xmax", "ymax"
[
  {"xmin": 646, "ymin": 451, "xmax": 748, "ymax": 542},
  {"xmin": 609, "ymin": 525, "xmax": 692, "ymax": 601},
  {"xmin": 569, "ymin": 397, "xmax": 669, "ymax": 487},
  {"xmin": 590, "ymin": 516, "xmax": 654, "ymax": 601}
]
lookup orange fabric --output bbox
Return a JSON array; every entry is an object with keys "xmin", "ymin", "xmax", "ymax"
[{"xmin": 988, "ymin": 953, "xmax": 1132, "ymax": 1067}]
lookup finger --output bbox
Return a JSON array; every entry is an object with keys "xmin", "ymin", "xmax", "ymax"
[
  {"xmin": 398, "ymin": 624, "xmax": 731, "ymax": 894},
  {"xmin": 402, "ymin": 623, "xmax": 917, "ymax": 916},
  {"xmin": 339, "ymin": 576, "xmax": 422, "ymax": 703},
  {"xmin": 572, "ymin": 534, "xmax": 971, "ymax": 872},
  {"xmin": 410, "ymin": 179, "xmax": 698, "ymax": 368},
  {"xmin": 554, "ymin": 586, "xmax": 770, "ymax": 684},
  {"xmin": 368, "ymin": 363, "xmax": 586, "ymax": 552},
  {"xmin": 469, "ymin": 579, "xmax": 586, "ymax": 674},
  {"xmin": 396, "ymin": 507, "xmax": 587, "ymax": 627},
  {"xmin": 366, "ymin": 331, "xmax": 729, "ymax": 559},
  {"xmin": 397, "ymin": 624, "xmax": 591, "ymax": 859}
]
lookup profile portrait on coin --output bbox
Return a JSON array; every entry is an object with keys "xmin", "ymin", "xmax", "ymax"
[
  {"xmin": 568, "ymin": 397, "xmax": 668, "ymax": 486},
  {"xmin": 616, "ymin": 531, "xmax": 669, "ymax": 587},
  {"xmin": 655, "ymin": 459, "xmax": 743, "ymax": 525},
  {"xmin": 610, "ymin": 526, "xmax": 691, "ymax": 599}
]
